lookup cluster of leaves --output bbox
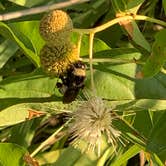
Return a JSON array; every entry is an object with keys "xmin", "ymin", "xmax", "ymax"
[{"xmin": 0, "ymin": 0, "xmax": 166, "ymax": 165}]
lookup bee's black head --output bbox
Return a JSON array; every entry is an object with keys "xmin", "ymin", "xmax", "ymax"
[{"xmin": 74, "ymin": 61, "xmax": 86, "ymax": 69}]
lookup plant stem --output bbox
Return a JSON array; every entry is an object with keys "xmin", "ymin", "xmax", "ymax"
[
  {"xmin": 73, "ymin": 15, "xmax": 133, "ymax": 34},
  {"xmin": 134, "ymin": 15, "xmax": 166, "ymax": 27},
  {"xmin": 89, "ymin": 33, "xmax": 95, "ymax": 92},
  {"xmin": 30, "ymin": 119, "xmax": 70, "ymax": 157},
  {"xmin": 77, "ymin": 33, "xmax": 83, "ymax": 59},
  {"xmin": 73, "ymin": 14, "xmax": 166, "ymax": 34},
  {"xmin": 83, "ymin": 58, "xmax": 144, "ymax": 64},
  {"xmin": 0, "ymin": 0, "xmax": 89, "ymax": 21}
]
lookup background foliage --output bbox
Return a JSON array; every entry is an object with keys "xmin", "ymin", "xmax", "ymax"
[{"xmin": 0, "ymin": 0, "xmax": 166, "ymax": 165}]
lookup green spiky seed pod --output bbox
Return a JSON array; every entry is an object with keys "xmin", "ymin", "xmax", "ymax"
[
  {"xmin": 40, "ymin": 43, "xmax": 79, "ymax": 75},
  {"xmin": 39, "ymin": 10, "xmax": 73, "ymax": 45}
]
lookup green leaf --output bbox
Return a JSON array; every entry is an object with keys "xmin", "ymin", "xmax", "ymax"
[
  {"xmin": 0, "ymin": 143, "xmax": 27, "ymax": 166},
  {"xmin": 73, "ymin": 0, "xmax": 109, "ymax": 28},
  {"xmin": 133, "ymin": 111, "xmax": 153, "ymax": 138},
  {"xmin": 143, "ymin": 29, "xmax": 166, "ymax": 77},
  {"xmin": 112, "ymin": 1, "xmax": 151, "ymax": 51},
  {"xmin": 52, "ymin": 138, "xmax": 111, "ymax": 166},
  {"xmin": 0, "ymin": 2, "xmax": 5, "ymax": 10},
  {"xmin": 0, "ymin": 39, "xmax": 18, "ymax": 69},
  {"xmin": 8, "ymin": 0, "xmax": 46, "ymax": 7},
  {"xmin": 131, "ymin": 21, "xmax": 151, "ymax": 52},
  {"xmin": 0, "ymin": 100, "xmax": 74, "ymax": 128},
  {"xmin": 109, "ymin": 99, "xmax": 166, "ymax": 112},
  {"xmin": 127, "ymin": 0, "xmax": 145, "ymax": 14},
  {"xmin": 86, "ymin": 48, "xmax": 140, "ymax": 100},
  {"xmin": 146, "ymin": 111, "xmax": 166, "ymax": 162},
  {"xmin": 36, "ymin": 150, "xmax": 62, "ymax": 165},
  {"xmin": 71, "ymin": 34, "xmax": 111, "ymax": 56},
  {"xmin": 111, "ymin": 145, "xmax": 141, "ymax": 166},
  {"xmin": 86, "ymin": 48, "xmax": 166, "ymax": 100},
  {"xmin": 111, "ymin": 0, "xmax": 126, "ymax": 13},
  {"xmin": 111, "ymin": 0, "xmax": 145, "ymax": 13},
  {"xmin": 0, "ymin": 69, "xmax": 61, "ymax": 110},
  {"xmin": 91, "ymin": 68, "xmax": 135, "ymax": 99},
  {"xmin": 8, "ymin": 21, "xmax": 44, "ymax": 57},
  {"xmin": 163, "ymin": 0, "xmax": 166, "ymax": 15},
  {"xmin": 0, "ymin": 97, "xmax": 79, "ymax": 128},
  {"xmin": 0, "ymin": 21, "xmax": 44, "ymax": 67},
  {"xmin": 96, "ymin": 10, "xmax": 123, "ymax": 48},
  {"xmin": 52, "ymin": 146, "xmax": 82, "ymax": 166},
  {"xmin": 0, "ymin": 104, "xmax": 29, "ymax": 127},
  {"xmin": 9, "ymin": 120, "xmax": 36, "ymax": 148},
  {"xmin": 151, "ymin": 153, "xmax": 165, "ymax": 166},
  {"xmin": 0, "ymin": 69, "xmax": 57, "ymax": 99},
  {"xmin": 97, "ymin": 147, "xmax": 115, "ymax": 166}
]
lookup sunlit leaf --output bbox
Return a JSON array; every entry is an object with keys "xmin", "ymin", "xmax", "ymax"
[
  {"xmin": 111, "ymin": 0, "xmax": 145, "ymax": 14},
  {"xmin": 111, "ymin": 145, "xmax": 141, "ymax": 166},
  {"xmin": 71, "ymin": 33, "xmax": 111, "ymax": 56},
  {"xmin": 163, "ymin": 0, "xmax": 166, "ymax": 15},
  {"xmin": 146, "ymin": 112, "xmax": 166, "ymax": 162},
  {"xmin": 86, "ymin": 48, "xmax": 166, "ymax": 100},
  {"xmin": 8, "ymin": 0, "xmax": 46, "ymax": 7},
  {"xmin": 0, "ymin": 21, "xmax": 44, "ymax": 67},
  {"xmin": 0, "ymin": 39, "xmax": 18, "ymax": 69},
  {"xmin": 0, "ymin": 69, "xmax": 57, "ymax": 99},
  {"xmin": 0, "ymin": 143, "xmax": 27, "ymax": 166},
  {"xmin": 143, "ymin": 29, "xmax": 166, "ymax": 77},
  {"xmin": 73, "ymin": 0, "xmax": 109, "ymax": 28}
]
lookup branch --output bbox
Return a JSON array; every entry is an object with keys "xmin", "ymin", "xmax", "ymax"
[
  {"xmin": 30, "ymin": 119, "xmax": 71, "ymax": 157},
  {"xmin": 89, "ymin": 33, "xmax": 95, "ymax": 92},
  {"xmin": 73, "ymin": 15, "xmax": 166, "ymax": 34},
  {"xmin": 0, "ymin": 0, "xmax": 89, "ymax": 21}
]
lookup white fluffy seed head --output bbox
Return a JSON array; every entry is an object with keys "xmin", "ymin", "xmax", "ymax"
[{"xmin": 69, "ymin": 96, "xmax": 121, "ymax": 156}]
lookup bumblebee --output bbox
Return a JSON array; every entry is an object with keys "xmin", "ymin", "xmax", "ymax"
[{"xmin": 56, "ymin": 60, "xmax": 86, "ymax": 103}]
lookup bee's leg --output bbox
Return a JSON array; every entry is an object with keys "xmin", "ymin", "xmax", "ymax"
[
  {"xmin": 59, "ymin": 74, "xmax": 69, "ymax": 86},
  {"xmin": 56, "ymin": 82, "xmax": 62, "ymax": 88},
  {"xmin": 56, "ymin": 82, "xmax": 68, "ymax": 95}
]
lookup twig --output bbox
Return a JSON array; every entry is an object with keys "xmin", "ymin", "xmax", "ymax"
[
  {"xmin": 89, "ymin": 33, "xmax": 95, "ymax": 92},
  {"xmin": 83, "ymin": 58, "xmax": 144, "ymax": 64},
  {"xmin": 140, "ymin": 151, "xmax": 145, "ymax": 166},
  {"xmin": 0, "ymin": 0, "xmax": 89, "ymax": 21},
  {"xmin": 30, "ymin": 119, "xmax": 71, "ymax": 157},
  {"xmin": 77, "ymin": 33, "xmax": 83, "ymax": 59},
  {"xmin": 73, "ymin": 15, "xmax": 166, "ymax": 34}
]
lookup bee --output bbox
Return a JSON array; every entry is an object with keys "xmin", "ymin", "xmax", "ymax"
[{"xmin": 56, "ymin": 60, "xmax": 86, "ymax": 103}]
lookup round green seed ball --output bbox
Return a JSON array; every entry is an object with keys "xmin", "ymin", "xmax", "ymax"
[
  {"xmin": 40, "ymin": 43, "xmax": 79, "ymax": 76},
  {"xmin": 39, "ymin": 10, "xmax": 73, "ymax": 45}
]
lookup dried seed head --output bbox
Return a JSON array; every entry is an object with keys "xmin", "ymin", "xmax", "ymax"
[
  {"xmin": 39, "ymin": 10, "xmax": 73, "ymax": 45},
  {"xmin": 40, "ymin": 43, "xmax": 79, "ymax": 75},
  {"xmin": 69, "ymin": 96, "xmax": 121, "ymax": 156}
]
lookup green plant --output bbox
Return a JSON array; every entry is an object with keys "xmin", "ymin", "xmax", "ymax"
[{"xmin": 0, "ymin": 0, "xmax": 166, "ymax": 166}]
